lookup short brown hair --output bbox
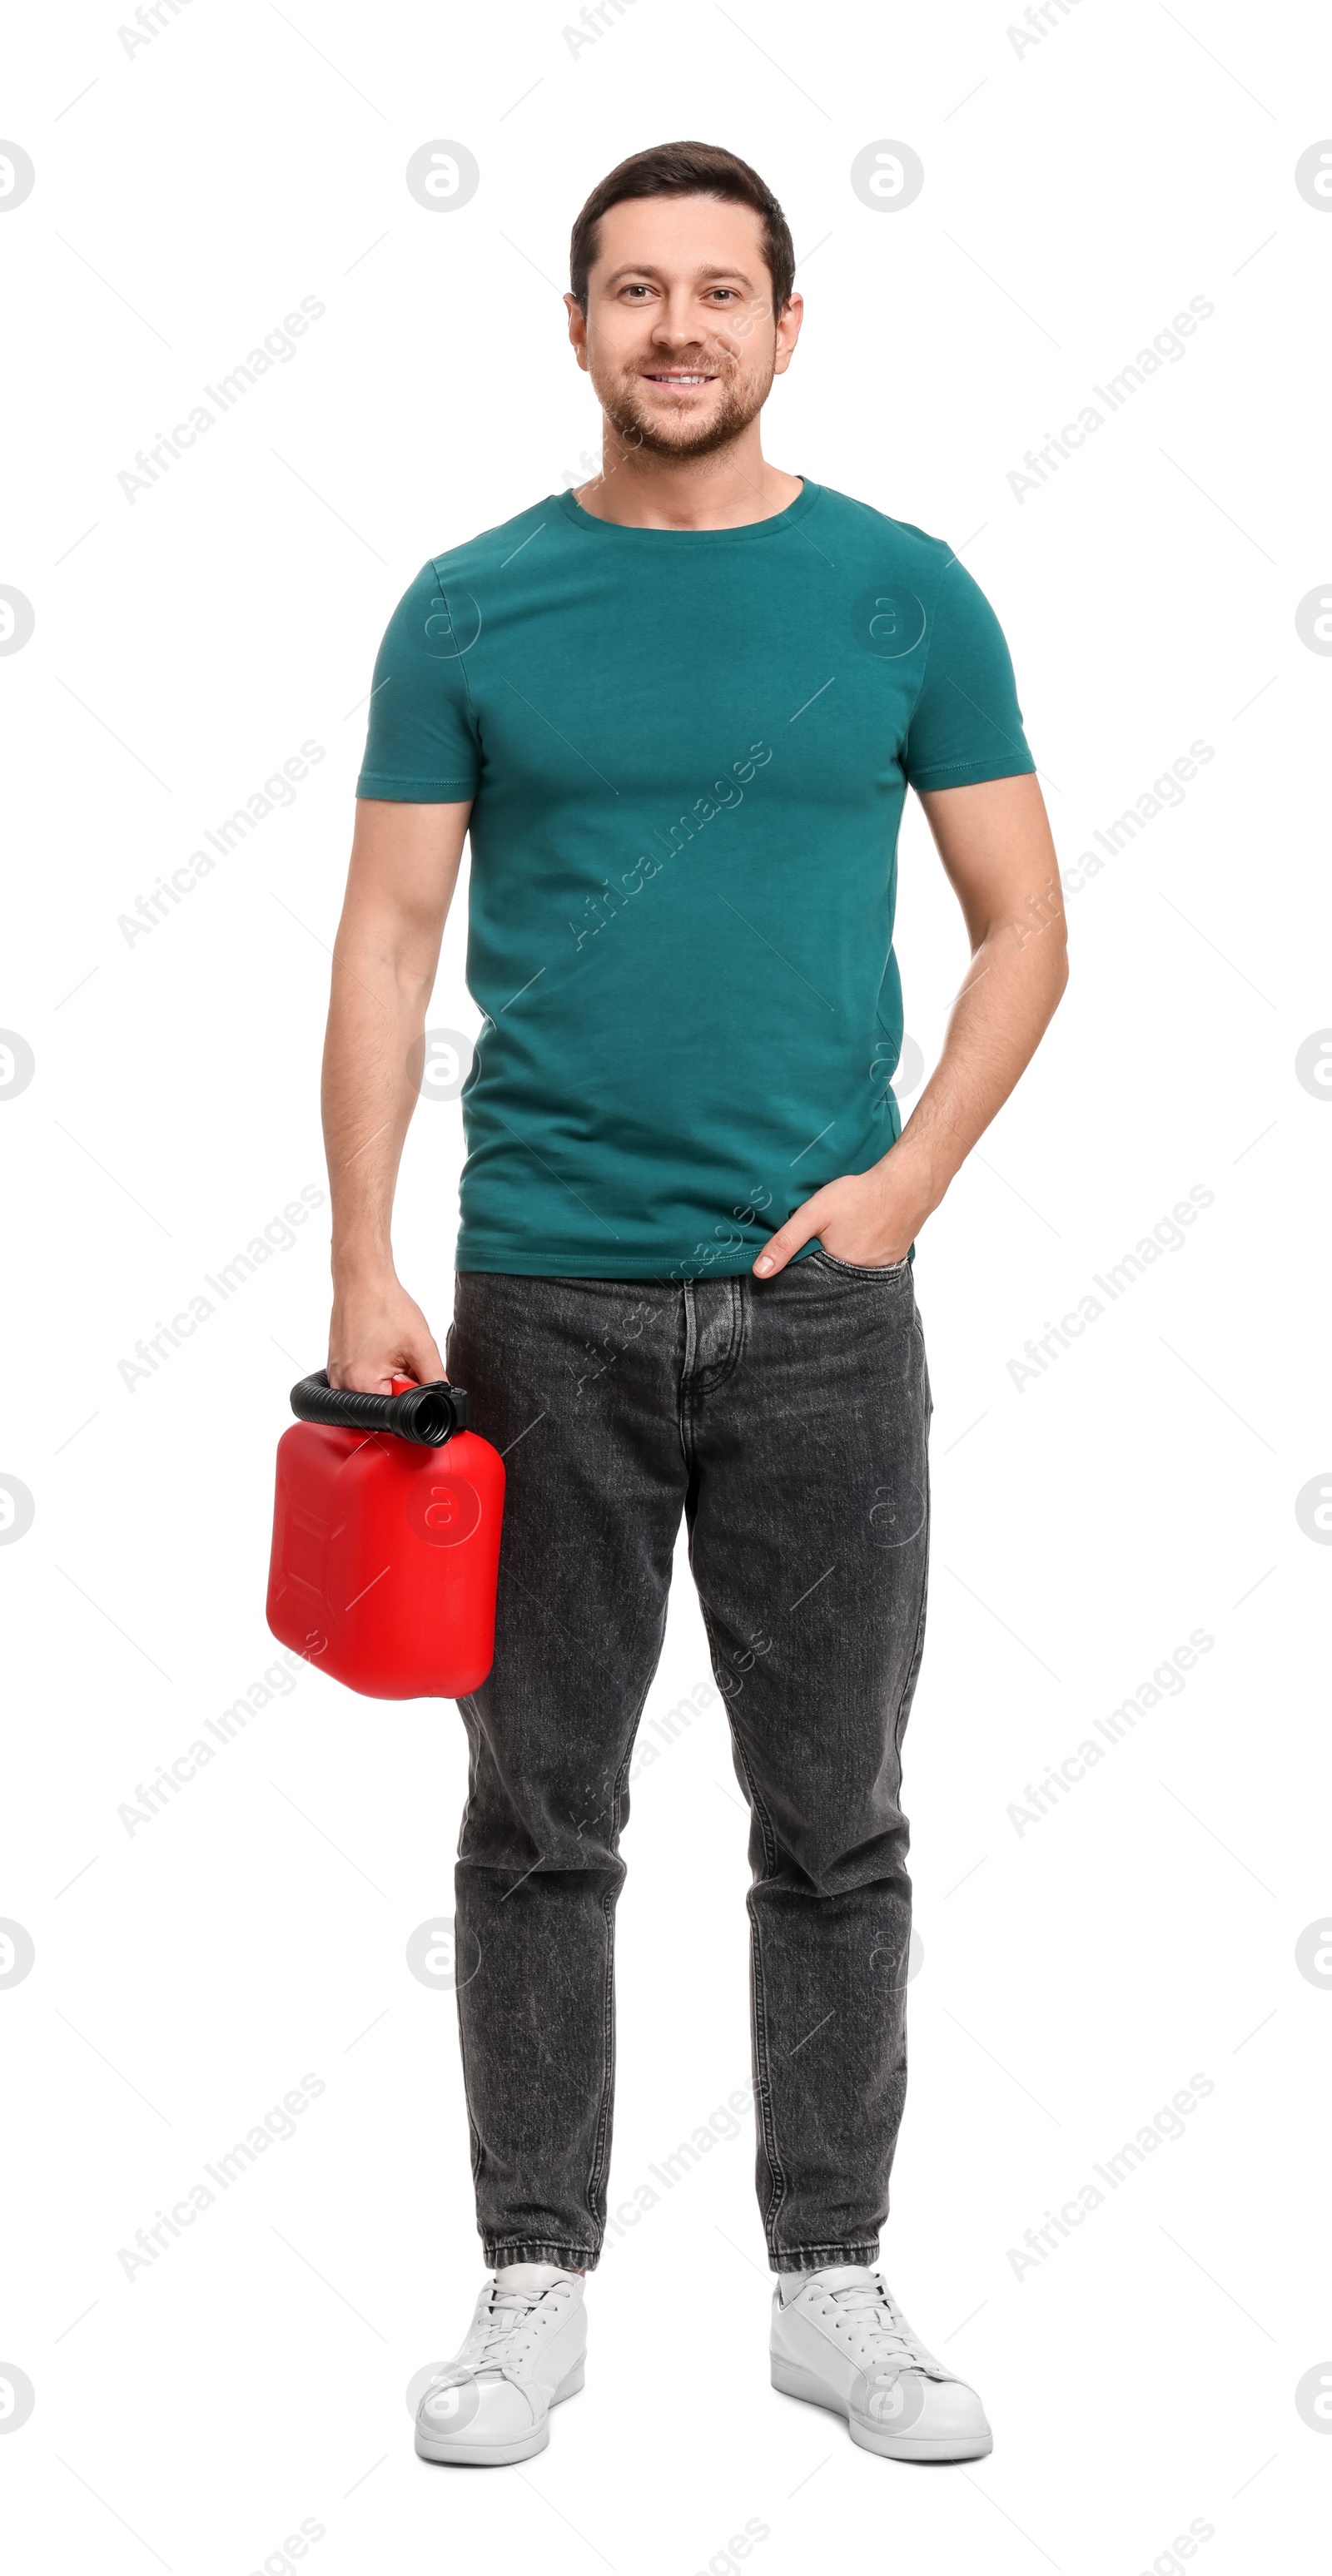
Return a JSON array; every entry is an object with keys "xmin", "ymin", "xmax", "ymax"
[{"xmin": 569, "ymin": 140, "xmax": 795, "ymax": 318}]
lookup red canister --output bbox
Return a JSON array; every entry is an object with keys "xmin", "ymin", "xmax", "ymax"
[{"xmin": 266, "ymin": 1374, "xmax": 504, "ymax": 1699}]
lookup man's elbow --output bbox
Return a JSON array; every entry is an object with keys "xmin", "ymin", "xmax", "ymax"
[{"xmin": 1044, "ymin": 926, "xmax": 1071, "ymax": 1020}]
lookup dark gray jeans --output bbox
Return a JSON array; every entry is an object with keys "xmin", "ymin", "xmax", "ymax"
[{"xmin": 445, "ymin": 1252, "xmax": 932, "ymax": 2274}]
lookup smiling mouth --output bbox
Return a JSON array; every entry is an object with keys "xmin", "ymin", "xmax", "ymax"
[{"xmin": 641, "ymin": 370, "xmax": 716, "ymax": 387}]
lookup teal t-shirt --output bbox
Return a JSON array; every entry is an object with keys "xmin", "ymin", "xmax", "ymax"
[{"xmin": 355, "ymin": 480, "xmax": 1035, "ymax": 1278}]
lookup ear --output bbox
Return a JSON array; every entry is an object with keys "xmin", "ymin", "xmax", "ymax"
[
  {"xmin": 773, "ymin": 291, "xmax": 804, "ymax": 379},
  {"xmin": 564, "ymin": 293, "xmax": 589, "ymax": 371}
]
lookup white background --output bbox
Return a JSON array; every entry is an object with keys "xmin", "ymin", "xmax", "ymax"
[{"xmin": 2, "ymin": 2, "xmax": 1330, "ymax": 2570}]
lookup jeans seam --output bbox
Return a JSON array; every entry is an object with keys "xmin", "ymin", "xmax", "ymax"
[
  {"xmin": 892, "ymin": 1452, "xmax": 932, "ymax": 1761},
  {"xmin": 703, "ymin": 1597, "xmax": 788, "ymax": 2246},
  {"xmin": 697, "ymin": 1274, "xmax": 747, "ymax": 1396},
  {"xmin": 453, "ymin": 1705, "xmax": 485, "ymax": 2197},
  {"xmin": 581, "ymin": 1655, "xmax": 663, "ymax": 2251},
  {"xmin": 484, "ymin": 2236, "xmax": 597, "ymax": 2266},
  {"xmin": 747, "ymin": 1893, "xmax": 788, "ymax": 2249},
  {"xmin": 773, "ymin": 2240, "xmax": 881, "ymax": 2270},
  {"xmin": 879, "ymin": 1435, "xmax": 926, "ymax": 2248},
  {"xmin": 683, "ymin": 1275, "xmax": 748, "ymax": 1402},
  {"xmin": 583, "ymin": 1882, "xmax": 619, "ymax": 2249}
]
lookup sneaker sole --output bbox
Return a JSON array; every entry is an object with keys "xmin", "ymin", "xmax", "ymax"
[
  {"xmin": 415, "ymin": 2356, "xmax": 585, "ymax": 2466},
  {"xmin": 770, "ymin": 2354, "xmax": 993, "ymax": 2462}
]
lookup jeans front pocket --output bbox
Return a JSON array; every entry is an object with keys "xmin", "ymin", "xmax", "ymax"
[{"xmin": 813, "ymin": 1246, "xmax": 912, "ymax": 1279}]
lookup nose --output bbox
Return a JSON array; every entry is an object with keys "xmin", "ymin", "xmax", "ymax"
[{"xmin": 649, "ymin": 292, "xmax": 715, "ymax": 352}]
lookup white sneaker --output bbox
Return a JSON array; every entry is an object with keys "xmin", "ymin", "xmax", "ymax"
[
  {"xmin": 770, "ymin": 2265, "xmax": 992, "ymax": 2461},
  {"xmin": 415, "ymin": 2264, "xmax": 587, "ymax": 2465}
]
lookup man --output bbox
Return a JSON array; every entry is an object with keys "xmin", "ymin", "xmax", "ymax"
[{"xmin": 325, "ymin": 140, "xmax": 1066, "ymax": 2469}]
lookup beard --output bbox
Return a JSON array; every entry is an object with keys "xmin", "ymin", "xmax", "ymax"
[{"xmin": 598, "ymin": 345, "xmax": 776, "ymax": 462}]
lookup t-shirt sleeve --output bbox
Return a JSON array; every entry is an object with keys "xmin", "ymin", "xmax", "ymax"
[
  {"xmin": 902, "ymin": 553, "xmax": 1036, "ymax": 792},
  {"xmin": 355, "ymin": 558, "xmax": 482, "ymax": 802}
]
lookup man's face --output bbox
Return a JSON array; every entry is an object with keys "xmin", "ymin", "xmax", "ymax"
[{"xmin": 566, "ymin": 193, "xmax": 802, "ymax": 460}]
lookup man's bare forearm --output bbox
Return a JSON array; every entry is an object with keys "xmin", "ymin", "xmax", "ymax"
[
  {"xmin": 321, "ymin": 797, "xmax": 470, "ymax": 1388},
  {"xmin": 323, "ymin": 942, "xmax": 430, "ymax": 1279},
  {"xmin": 753, "ymin": 773, "xmax": 1067, "ymax": 1275},
  {"xmin": 884, "ymin": 893, "xmax": 1068, "ymax": 1223}
]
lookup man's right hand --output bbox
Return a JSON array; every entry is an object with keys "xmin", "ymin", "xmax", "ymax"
[{"xmin": 327, "ymin": 1273, "xmax": 446, "ymax": 1394}]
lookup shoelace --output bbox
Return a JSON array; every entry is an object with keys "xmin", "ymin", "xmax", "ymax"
[
  {"xmin": 818, "ymin": 2276, "xmax": 951, "ymax": 2380},
  {"xmin": 435, "ymin": 2281, "xmax": 569, "ymax": 2386}
]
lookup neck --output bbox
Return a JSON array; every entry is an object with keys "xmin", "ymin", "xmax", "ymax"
[{"xmin": 574, "ymin": 425, "xmax": 803, "ymax": 531}]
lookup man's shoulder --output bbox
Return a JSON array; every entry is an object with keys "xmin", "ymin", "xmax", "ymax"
[
  {"xmin": 413, "ymin": 495, "xmax": 559, "ymax": 588},
  {"xmin": 813, "ymin": 483, "xmax": 957, "ymax": 575}
]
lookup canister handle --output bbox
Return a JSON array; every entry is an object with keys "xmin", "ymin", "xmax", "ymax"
[{"xmin": 289, "ymin": 1370, "xmax": 468, "ymax": 1447}]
